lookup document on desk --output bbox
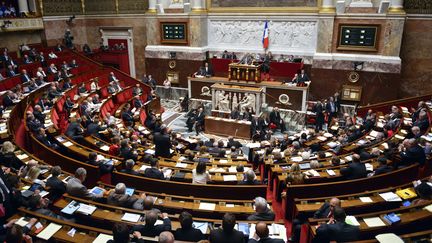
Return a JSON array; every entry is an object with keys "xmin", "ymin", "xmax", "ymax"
[
  {"xmin": 345, "ymin": 215, "xmax": 360, "ymax": 226},
  {"xmin": 375, "ymin": 233, "xmax": 404, "ymax": 243},
  {"xmin": 175, "ymin": 163, "xmax": 187, "ymax": 168},
  {"xmin": 100, "ymin": 145, "xmax": 109, "ymax": 151},
  {"xmin": 93, "ymin": 233, "xmax": 113, "ymax": 243},
  {"xmin": 199, "ymin": 202, "xmax": 216, "ymax": 211},
  {"xmin": 61, "ymin": 200, "xmax": 80, "ymax": 215},
  {"xmin": 326, "ymin": 169, "xmax": 336, "ymax": 176},
  {"xmin": 364, "ymin": 217, "xmax": 386, "ymax": 227},
  {"xmin": 121, "ymin": 213, "xmax": 141, "ymax": 222},
  {"xmin": 77, "ymin": 203, "xmax": 97, "ymax": 215},
  {"xmin": 144, "ymin": 149, "xmax": 155, "ymax": 155},
  {"xmin": 424, "ymin": 204, "xmax": 432, "ymax": 212},
  {"xmin": 63, "ymin": 141, "xmax": 73, "ymax": 147},
  {"xmin": 379, "ymin": 192, "xmax": 402, "ymax": 202},
  {"xmin": 223, "ymin": 175, "xmax": 238, "ymax": 181},
  {"xmin": 193, "ymin": 221, "xmax": 209, "ymax": 234},
  {"xmin": 37, "ymin": 223, "xmax": 62, "ymax": 240},
  {"xmin": 17, "ymin": 154, "xmax": 29, "ymax": 160},
  {"xmin": 359, "ymin": 197, "xmax": 373, "ymax": 203},
  {"xmin": 14, "ymin": 217, "xmax": 29, "ymax": 227},
  {"xmin": 139, "ymin": 165, "xmax": 150, "ymax": 171}
]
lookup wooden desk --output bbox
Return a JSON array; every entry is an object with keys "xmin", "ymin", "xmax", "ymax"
[
  {"xmin": 228, "ymin": 63, "xmax": 262, "ymax": 82},
  {"xmin": 204, "ymin": 116, "xmax": 251, "ymax": 139}
]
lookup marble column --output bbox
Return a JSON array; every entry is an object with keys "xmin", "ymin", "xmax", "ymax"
[
  {"xmin": 388, "ymin": 0, "xmax": 405, "ymax": 14},
  {"xmin": 320, "ymin": 0, "xmax": 335, "ymax": 13},
  {"xmin": 148, "ymin": 0, "xmax": 157, "ymax": 13},
  {"xmin": 191, "ymin": 0, "xmax": 206, "ymax": 12},
  {"xmin": 18, "ymin": 0, "xmax": 29, "ymax": 13}
]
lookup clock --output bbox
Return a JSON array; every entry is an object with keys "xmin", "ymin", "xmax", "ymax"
[
  {"xmin": 348, "ymin": 71, "xmax": 360, "ymax": 83},
  {"xmin": 169, "ymin": 60, "xmax": 176, "ymax": 69}
]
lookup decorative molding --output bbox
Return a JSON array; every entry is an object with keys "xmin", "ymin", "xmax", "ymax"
[
  {"xmin": 207, "ymin": 19, "xmax": 318, "ymax": 54},
  {"xmin": 42, "ymin": 0, "xmax": 82, "ymax": 16},
  {"xmin": 0, "ymin": 18, "xmax": 44, "ymax": 32}
]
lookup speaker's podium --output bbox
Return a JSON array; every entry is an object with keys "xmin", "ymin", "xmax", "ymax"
[{"xmin": 228, "ymin": 54, "xmax": 262, "ymax": 83}]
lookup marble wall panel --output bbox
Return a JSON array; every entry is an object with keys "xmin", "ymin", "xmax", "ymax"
[
  {"xmin": 316, "ymin": 17, "xmax": 334, "ymax": 53},
  {"xmin": 399, "ymin": 18, "xmax": 432, "ymax": 98}
]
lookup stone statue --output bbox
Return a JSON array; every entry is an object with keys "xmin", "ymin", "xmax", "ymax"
[
  {"xmin": 232, "ymin": 93, "xmax": 238, "ymax": 110},
  {"xmin": 239, "ymin": 93, "xmax": 255, "ymax": 113},
  {"xmin": 217, "ymin": 90, "xmax": 230, "ymax": 111}
]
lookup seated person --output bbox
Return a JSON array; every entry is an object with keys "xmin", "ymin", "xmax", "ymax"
[
  {"xmin": 35, "ymin": 128, "xmax": 59, "ymax": 150},
  {"xmin": 399, "ymin": 138, "xmax": 426, "ymax": 167},
  {"xmin": 249, "ymin": 221, "xmax": 284, "ymax": 243},
  {"xmin": 209, "ymin": 213, "xmax": 245, "ymax": 243},
  {"xmin": 174, "ymin": 211, "xmax": 205, "ymax": 242},
  {"xmin": 247, "ymin": 197, "xmax": 275, "ymax": 221},
  {"xmin": 374, "ymin": 157, "xmax": 393, "ymax": 175},
  {"xmin": 195, "ymin": 62, "xmax": 213, "ymax": 77},
  {"xmin": 312, "ymin": 207, "xmax": 360, "ymax": 243},
  {"xmin": 131, "ymin": 211, "xmax": 171, "ymax": 237},
  {"xmin": 119, "ymin": 159, "xmax": 140, "ymax": 176},
  {"xmin": 239, "ymin": 170, "xmax": 261, "ymax": 185},
  {"xmin": 340, "ymin": 154, "xmax": 367, "ymax": 180},
  {"xmin": 144, "ymin": 158, "xmax": 165, "ymax": 180},
  {"xmin": 66, "ymin": 167, "xmax": 105, "ymax": 200},
  {"xmin": 107, "ymin": 182, "xmax": 146, "ymax": 209},
  {"xmin": 29, "ymin": 194, "xmax": 73, "ymax": 222},
  {"xmin": 108, "ymin": 223, "xmax": 145, "ymax": 243},
  {"xmin": 46, "ymin": 166, "xmax": 66, "ymax": 201}
]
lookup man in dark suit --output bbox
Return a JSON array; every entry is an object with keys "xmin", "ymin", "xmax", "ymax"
[
  {"xmin": 86, "ymin": 116, "xmax": 106, "ymax": 138},
  {"xmin": 154, "ymin": 125, "xmax": 172, "ymax": 158},
  {"xmin": 313, "ymin": 100, "xmax": 324, "ymax": 131},
  {"xmin": 312, "ymin": 207, "xmax": 360, "ymax": 243},
  {"xmin": 325, "ymin": 97, "xmax": 338, "ymax": 127},
  {"xmin": 26, "ymin": 113, "xmax": 43, "ymax": 133},
  {"xmin": 2, "ymin": 91, "xmax": 15, "ymax": 107},
  {"xmin": 65, "ymin": 118, "xmax": 84, "ymax": 142},
  {"xmin": 239, "ymin": 170, "xmax": 261, "ymax": 185},
  {"xmin": 209, "ymin": 213, "xmax": 245, "ymax": 243},
  {"xmin": 247, "ymin": 197, "xmax": 275, "ymax": 221},
  {"xmin": 119, "ymin": 159, "xmax": 141, "ymax": 176},
  {"xmin": 131, "ymin": 211, "xmax": 171, "ymax": 237},
  {"xmin": 132, "ymin": 96, "xmax": 143, "ymax": 109},
  {"xmin": 195, "ymin": 107, "xmax": 205, "ymax": 135},
  {"xmin": 144, "ymin": 158, "xmax": 165, "ymax": 180},
  {"xmin": 230, "ymin": 107, "xmax": 241, "ymax": 120},
  {"xmin": 35, "ymin": 128, "xmax": 59, "ymax": 150},
  {"xmin": 374, "ymin": 157, "xmax": 393, "ymax": 175},
  {"xmin": 33, "ymin": 105, "xmax": 46, "ymax": 124},
  {"xmin": 227, "ymin": 136, "xmax": 242, "ymax": 149},
  {"xmin": 269, "ymin": 107, "xmax": 285, "ymax": 132},
  {"xmin": 6, "ymin": 65, "xmax": 17, "ymax": 77},
  {"xmin": 340, "ymin": 154, "xmax": 367, "ymax": 180},
  {"xmin": 147, "ymin": 75, "xmax": 157, "ymax": 90},
  {"xmin": 174, "ymin": 211, "xmax": 205, "ymax": 242},
  {"xmin": 399, "ymin": 138, "xmax": 426, "ymax": 167},
  {"xmin": 248, "ymin": 221, "xmax": 284, "ymax": 243},
  {"xmin": 290, "ymin": 198, "xmax": 341, "ymax": 242},
  {"xmin": 46, "ymin": 166, "xmax": 66, "ymax": 201},
  {"xmin": 121, "ymin": 104, "xmax": 134, "ymax": 126},
  {"xmin": 23, "ymin": 55, "xmax": 32, "ymax": 64},
  {"xmin": 21, "ymin": 69, "xmax": 32, "ymax": 83},
  {"xmin": 198, "ymin": 62, "xmax": 213, "ymax": 77}
]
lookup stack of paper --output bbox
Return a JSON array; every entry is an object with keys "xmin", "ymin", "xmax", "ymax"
[
  {"xmin": 100, "ymin": 145, "xmax": 109, "ymax": 151},
  {"xmin": 364, "ymin": 217, "xmax": 386, "ymax": 227},
  {"xmin": 37, "ymin": 223, "xmax": 62, "ymax": 240},
  {"xmin": 199, "ymin": 202, "xmax": 216, "ymax": 211},
  {"xmin": 77, "ymin": 203, "xmax": 97, "ymax": 215},
  {"xmin": 63, "ymin": 141, "xmax": 73, "ymax": 147},
  {"xmin": 93, "ymin": 233, "xmax": 113, "ymax": 243},
  {"xmin": 139, "ymin": 165, "xmax": 150, "ymax": 171},
  {"xmin": 379, "ymin": 192, "xmax": 402, "ymax": 202},
  {"xmin": 423, "ymin": 204, "xmax": 432, "ymax": 213},
  {"xmin": 144, "ymin": 149, "xmax": 155, "ymax": 155},
  {"xmin": 219, "ymin": 159, "xmax": 228, "ymax": 163},
  {"xmin": 306, "ymin": 170, "xmax": 320, "ymax": 177},
  {"xmin": 345, "ymin": 215, "xmax": 360, "ymax": 226},
  {"xmin": 121, "ymin": 213, "xmax": 141, "ymax": 222},
  {"xmin": 326, "ymin": 170, "xmax": 336, "ymax": 176},
  {"xmin": 14, "ymin": 217, "xmax": 30, "ymax": 227},
  {"xmin": 17, "ymin": 154, "xmax": 29, "ymax": 160},
  {"xmin": 175, "ymin": 163, "xmax": 187, "ymax": 168},
  {"xmin": 359, "ymin": 197, "xmax": 373, "ymax": 203},
  {"xmin": 223, "ymin": 175, "xmax": 238, "ymax": 181},
  {"xmin": 375, "ymin": 233, "xmax": 404, "ymax": 243},
  {"xmin": 365, "ymin": 163, "xmax": 374, "ymax": 171},
  {"xmin": 291, "ymin": 157, "xmax": 303, "ymax": 162}
]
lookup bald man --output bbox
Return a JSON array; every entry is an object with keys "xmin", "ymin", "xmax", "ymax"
[
  {"xmin": 158, "ymin": 231, "xmax": 174, "ymax": 243},
  {"xmin": 248, "ymin": 222, "xmax": 284, "ymax": 243},
  {"xmin": 290, "ymin": 198, "xmax": 341, "ymax": 242}
]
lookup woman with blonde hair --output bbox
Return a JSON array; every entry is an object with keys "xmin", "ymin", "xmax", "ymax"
[
  {"xmin": 286, "ymin": 163, "xmax": 308, "ymax": 185},
  {"xmin": 26, "ymin": 166, "xmax": 45, "ymax": 187},
  {"xmin": 0, "ymin": 141, "xmax": 24, "ymax": 170}
]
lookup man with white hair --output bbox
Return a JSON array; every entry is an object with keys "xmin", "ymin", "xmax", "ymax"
[
  {"xmin": 247, "ymin": 197, "xmax": 275, "ymax": 221},
  {"xmin": 158, "ymin": 231, "xmax": 175, "ymax": 243},
  {"xmin": 399, "ymin": 138, "xmax": 426, "ymax": 167},
  {"xmin": 107, "ymin": 182, "xmax": 146, "ymax": 209},
  {"xmin": 239, "ymin": 170, "xmax": 261, "ymax": 185}
]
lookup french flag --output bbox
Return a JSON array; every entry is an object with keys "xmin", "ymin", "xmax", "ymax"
[{"xmin": 262, "ymin": 21, "xmax": 269, "ymax": 49}]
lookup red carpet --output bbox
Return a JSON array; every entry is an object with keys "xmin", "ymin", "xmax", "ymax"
[{"xmin": 266, "ymin": 185, "xmax": 293, "ymax": 238}]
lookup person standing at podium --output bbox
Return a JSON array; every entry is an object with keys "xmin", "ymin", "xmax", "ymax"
[
  {"xmin": 196, "ymin": 62, "xmax": 213, "ymax": 77},
  {"xmin": 292, "ymin": 69, "xmax": 310, "ymax": 86}
]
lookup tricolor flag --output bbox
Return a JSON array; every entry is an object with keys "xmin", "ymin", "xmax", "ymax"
[{"xmin": 262, "ymin": 21, "xmax": 269, "ymax": 49}]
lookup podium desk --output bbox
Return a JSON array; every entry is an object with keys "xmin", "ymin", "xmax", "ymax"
[{"xmin": 205, "ymin": 116, "xmax": 251, "ymax": 139}]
